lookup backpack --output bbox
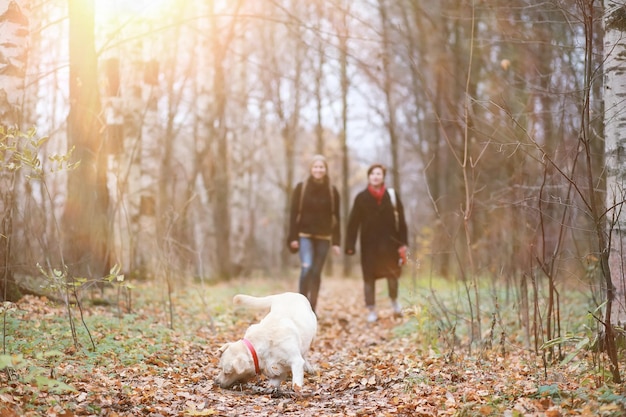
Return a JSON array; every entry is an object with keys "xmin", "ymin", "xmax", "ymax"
[
  {"xmin": 388, "ymin": 188, "xmax": 407, "ymax": 266},
  {"xmin": 387, "ymin": 188, "xmax": 399, "ymax": 231}
]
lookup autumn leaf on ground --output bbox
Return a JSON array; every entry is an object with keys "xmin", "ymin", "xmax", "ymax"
[{"xmin": 1, "ymin": 277, "xmax": 625, "ymax": 416}]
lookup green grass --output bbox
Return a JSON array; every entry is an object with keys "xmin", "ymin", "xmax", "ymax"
[{"xmin": 394, "ymin": 275, "xmax": 598, "ymax": 349}]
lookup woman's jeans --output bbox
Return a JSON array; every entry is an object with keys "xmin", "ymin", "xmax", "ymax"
[{"xmin": 298, "ymin": 236, "xmax": 330, "ymax": 312}]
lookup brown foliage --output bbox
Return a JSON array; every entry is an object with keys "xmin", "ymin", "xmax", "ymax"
[{"xmin": 0, "ymin": 278, "xmax": 623, "ymax": 416}]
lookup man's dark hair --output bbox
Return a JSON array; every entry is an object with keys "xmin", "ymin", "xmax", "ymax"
[{"xmin": 367, "ymin": 163, "xmax": 386, "ymax": 177}]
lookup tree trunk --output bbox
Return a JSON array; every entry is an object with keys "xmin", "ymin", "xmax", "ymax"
[
  {"xmin": 604, "ymin": 0, "xmax": 626, "ymax": 327},
  {"xmin": 377, "ymin": 0, "xmax": 400, "ymax": 192},
  {"xmin": 275, "ymin": 3, "xmax": 304, "ymax": 270},
  {"xmin": 0, "ymin": 0, "xmax": 29, "ymax": 301},
  {"xmin": 205, "ymin": 0, "xmax": 245, "ymax": 279},
  {"xmin": 63, "ymin": 0, "xmax": 110, "ymax": 279},
  {"xmin": 337, "ymin": 4, "xmax": 352, "ymax": 278},
  {"xmin": 137, "ymin": 59, "xmax": 161, "ymax": 279}
]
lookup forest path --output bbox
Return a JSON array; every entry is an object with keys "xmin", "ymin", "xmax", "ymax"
[{"xmin": 1, "ymin": 276, "xmax": 616, "ymax": 416}]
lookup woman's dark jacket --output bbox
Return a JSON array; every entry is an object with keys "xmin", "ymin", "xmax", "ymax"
[
  {"xmin": 345, "ymin": 187, "xmax": 408, "ymax": 280},
  {"xmin": 287, "ymin": 177, "xmax": 341, "ymax": 247}
]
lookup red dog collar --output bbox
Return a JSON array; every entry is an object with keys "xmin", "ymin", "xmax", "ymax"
[{"xmin": 242, "ymin": 338, "xmax": 260, "ymax": 374}]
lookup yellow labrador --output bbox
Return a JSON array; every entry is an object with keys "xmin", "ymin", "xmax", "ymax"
[{"xmin": 216, "ymin": 292, "xmax": 317, "ymax": 391}]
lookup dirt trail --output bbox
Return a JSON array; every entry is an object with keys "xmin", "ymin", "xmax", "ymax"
[{"xmin": 1, "ymin": 276, "xmax": 616, "ymax": 416}]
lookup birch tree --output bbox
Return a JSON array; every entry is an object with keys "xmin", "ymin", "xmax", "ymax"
[
  {"xmin": 604, "ymin": 0, "xmax": 626, "ymax": 327},
  {"xmin": 135, "ymin": 58, "xmax": 161, "ymax": 278},
  {"xmin": 0, "ymin": 0, "xmax": 28, "ymax": 125}
]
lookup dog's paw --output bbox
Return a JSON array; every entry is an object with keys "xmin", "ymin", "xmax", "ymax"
[
  {"xmin": 257, "ymin": 386, "xmax": 285, "ymax": 398},
  {"xmin": 262, "ymin": 386, "xmax": 305, "ymax": 399},
  {"xmin": 288, "ymin": 385, "xmax": 315, "ymax": 399},
  {"xmin": 271, "ymin": 387, "xmax": 299, "ymax": 399}
]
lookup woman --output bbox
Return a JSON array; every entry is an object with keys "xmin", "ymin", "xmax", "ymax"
[
  {"xmin": 287, "ymin": 154, "xmax": 341, "ymax": 313},
  {"xmin": 345, "ymin": 164, "xmax": 408, "ymax": 323}
]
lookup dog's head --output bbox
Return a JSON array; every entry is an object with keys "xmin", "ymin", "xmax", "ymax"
[{"xmin": 215, "ymin": 341, "xmax": 257, "ymax": 388}]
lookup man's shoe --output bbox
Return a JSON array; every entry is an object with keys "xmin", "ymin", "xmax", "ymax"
[
  {"xmin": 367, "ymin": 310, "xmax": 378, "ymax": 323},
  {"xmin": 391, "ymin": 299, "xmax": 403, "ymax": 318}
]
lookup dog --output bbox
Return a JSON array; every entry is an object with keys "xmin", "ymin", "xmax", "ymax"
[{"xmin": 215, "ymin": 292, "xmax": 317, "ymax": 391}]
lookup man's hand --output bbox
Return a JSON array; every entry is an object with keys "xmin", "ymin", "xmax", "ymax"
[{"xmin": 398, "ymin": 245, "xmax": 408, "ymax": 265}]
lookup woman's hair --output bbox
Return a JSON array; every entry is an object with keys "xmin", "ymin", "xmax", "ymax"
[
  {"xmin": 310, "ymin": 154, "xmax": 328, "ymax": 171},
  {"xmin": 367, "ymin": 163, "xmax": 386, "ymax": 177}
]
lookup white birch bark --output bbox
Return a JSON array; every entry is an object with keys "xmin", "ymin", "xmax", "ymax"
[
  {"xmin": 0, "ymin": 0, "xmax": 29, "ymax": 125},
  {"xmin": 137, "ymin": 73, "xmax": 161, "ymax": 278},
  {"xmin": 604, "ymin": 0, "xmax": 626, "ymax": 325}
]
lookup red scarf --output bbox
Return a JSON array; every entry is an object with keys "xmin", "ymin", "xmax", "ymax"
[{"xmin": 368, "ymin": 184, "xmax": 386, "ymax": 205}]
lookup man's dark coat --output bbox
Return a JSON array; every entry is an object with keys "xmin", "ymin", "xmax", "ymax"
[{"xmin": 345, "ymin": 188, "xmax": 408, "ymax": 280}]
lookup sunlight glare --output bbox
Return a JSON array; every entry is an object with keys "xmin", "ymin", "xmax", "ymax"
[{"xmin": 94, "ymin": 0, "xmax": 175, "ymax": 21}]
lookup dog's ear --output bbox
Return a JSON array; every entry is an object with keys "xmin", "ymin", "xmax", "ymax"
[
  {"xmin": 217, "ymin": 343, "xmax": 230, "ymax": 357},
  {"xmin": 233, "ymin": 357, "xmax": 248, "ymax": 375}
]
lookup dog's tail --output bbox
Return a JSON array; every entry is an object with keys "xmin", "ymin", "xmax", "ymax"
[{"xmin": 232, "ymin": 294, "xmax": 275, "ymax": 309}]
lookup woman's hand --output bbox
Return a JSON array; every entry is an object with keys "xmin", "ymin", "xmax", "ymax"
[
  {"xmin": 332, "ymin": 245, "xmax": 340, "ymax": 256},
  {"xmin": 290, "ymin": 241, "xmax": 299, "ymax": 250}
]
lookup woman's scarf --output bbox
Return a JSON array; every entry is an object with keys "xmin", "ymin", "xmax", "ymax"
[{"xmin": 368, "ymin": 184, "xmax": 386, "ymax": 205}]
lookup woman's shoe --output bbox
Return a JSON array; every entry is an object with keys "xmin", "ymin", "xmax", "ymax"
[
  {"xmin": 367, "ymin": 310, "xmax": 378, "ymax": 323},
  {"xmin": 391, "ymin": 299, "xmax": 403, "ymax": 318}
]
